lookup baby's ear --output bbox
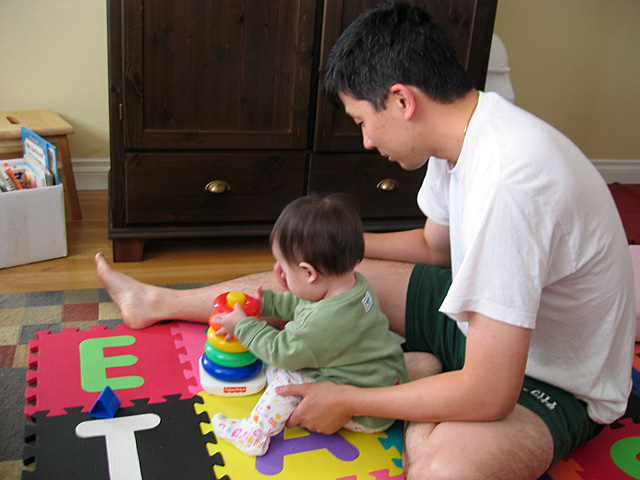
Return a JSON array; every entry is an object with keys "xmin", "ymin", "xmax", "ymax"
[{"xmin": 299, "ymin": 262, "xmax": 318, "ymax": 283}]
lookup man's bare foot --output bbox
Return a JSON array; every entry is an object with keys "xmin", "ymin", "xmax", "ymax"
[{"xmin": 95, "ymin": 252, "xmax": 166, "ymax": 329}]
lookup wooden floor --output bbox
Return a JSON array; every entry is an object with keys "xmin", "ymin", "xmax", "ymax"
[{"xmin": 0, "ymin": 191, "xmax": 275, "ymax": 293}]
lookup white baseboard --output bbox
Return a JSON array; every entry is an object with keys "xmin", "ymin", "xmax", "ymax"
[
  {"xmin": 71, "ymin": 158, "xmax": 640, "ymax": 191},
  {"xmin": 73, "ymin": 158, "xmax": 110, "ymax": 190},
  {"xmin": 591, "ymin": 159, "xmax": 640, "ymax": 184}
]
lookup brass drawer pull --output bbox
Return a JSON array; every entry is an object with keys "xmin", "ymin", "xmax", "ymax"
[
  {"xmin": 204, "ymin": 180, "xmax": 231, "ymax": 194},
  {"xmin": 376, "ymin": 178, "xmax": 399, "ymax": 192}
]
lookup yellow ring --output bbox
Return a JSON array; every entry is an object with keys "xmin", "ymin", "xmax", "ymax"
[{"xmin": 206, "ymin": 327, "xmax": 248, "ymax": 353}]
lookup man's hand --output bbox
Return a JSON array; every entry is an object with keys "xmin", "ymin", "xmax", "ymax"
[{"xmin": 276, "ymin": 381, "xmax": 355, "ymax": 434}]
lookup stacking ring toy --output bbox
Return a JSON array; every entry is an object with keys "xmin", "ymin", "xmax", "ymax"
[
  {"xmin": 207, "ymin": 327, "xmax": 249, "ymax": 353},
  {"xmin": 204, "ymin": 342, "xmax": 257, "ymax": 368},
  {"xmin": 199, "ymin": 291, "xmax": 266, "ymax": 396},
  {"xmin": 201, "ymin": 355, "xmax": 264, "ymax": 382}
]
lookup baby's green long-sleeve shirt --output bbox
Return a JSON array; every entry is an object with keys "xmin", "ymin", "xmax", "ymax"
[{"xmin": 234, "ymin": 272, "xmax": 407, "ymax": 389}]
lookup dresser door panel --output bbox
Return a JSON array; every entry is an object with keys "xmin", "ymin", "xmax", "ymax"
[{"xmin": 120, "ymin": 0, "xmax": 317, "ymax": 150}]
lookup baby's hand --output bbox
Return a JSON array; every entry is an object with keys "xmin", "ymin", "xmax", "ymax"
[
  {"xmin": 249, "ymin": 286, "xmax": 264, "ymax": 312},
  {"xmin": 213, "ymin": 303, "xmax": 247, "ymax": 339}
]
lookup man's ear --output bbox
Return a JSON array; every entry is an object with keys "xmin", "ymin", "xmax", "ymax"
[
  {"xmin": 299, "ymin": 262, "xmax": 319, "ymax": 284},
  {"xmin": 389, "ymin": 83, "xmax": 416, "ymax": 120}
]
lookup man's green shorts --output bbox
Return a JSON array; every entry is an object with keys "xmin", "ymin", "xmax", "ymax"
[{"xmin": 404, "ymin": 264, "xmax": 604, "ymax": 466}]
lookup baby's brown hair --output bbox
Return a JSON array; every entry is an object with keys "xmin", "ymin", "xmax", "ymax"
[{"xmin": 270, "ymin": 194, "xmax": 364, "ymax": 276}]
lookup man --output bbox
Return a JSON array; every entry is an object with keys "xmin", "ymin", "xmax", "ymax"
[{"xmin": 97, "ymin": 3, "xmax": 634, "ymax": 479}]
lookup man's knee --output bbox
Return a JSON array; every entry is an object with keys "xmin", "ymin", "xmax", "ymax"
[
  {"xmin": 404, "ymin": 352, "xmax": 443, "ymax": 381},
  {"xmin": 403, "ymin": 434, "xmax": 487, "ymax": 480},
  {"xmin": 402, "ymin": 410, "xmax": 554, "ymax": 480},
  {"xmin": 403, "ymin": 421, "xmax": 451, "ymax": 480},
  {"xmin": 403, "ymin": 445, "xmax": 459, "ymax": 480}
]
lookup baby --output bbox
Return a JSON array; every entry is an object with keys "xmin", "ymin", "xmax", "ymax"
[{"xmin": 211, "ymin": 193, "xmax": 407, "ymax": 455}]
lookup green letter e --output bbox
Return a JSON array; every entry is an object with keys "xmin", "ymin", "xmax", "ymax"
[{"xmin": 79, "ymin": 336, "xmax": 144, "ymax": 392}]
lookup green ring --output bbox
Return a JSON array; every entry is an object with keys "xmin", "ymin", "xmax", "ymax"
[{"xmin": 204, "ymin": 341, "xmax": 258, "ymax": 368}]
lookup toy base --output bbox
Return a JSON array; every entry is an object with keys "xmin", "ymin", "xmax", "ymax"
[{"xmin": 199, "ymin": 356, "xmax": 267, "ymax": 396}]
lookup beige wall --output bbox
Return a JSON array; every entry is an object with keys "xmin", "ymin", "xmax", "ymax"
[
  {"xmin": 1, "ymin": 0, "xmax": 638, "ymax": 161},
  {"xmin": 0, "ymin": 1, "xmax": 109, "ymax": 159},
  {"xmin": 494, "ymin": 0, "xmax": 640, "ymax": 159}
]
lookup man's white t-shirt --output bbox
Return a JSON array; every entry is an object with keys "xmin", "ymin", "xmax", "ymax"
[{"xmin": 417, "ymin": 92, "xmax": 634, "ymax": 424}]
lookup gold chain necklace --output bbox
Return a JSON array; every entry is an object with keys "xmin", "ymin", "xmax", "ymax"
[{"xmin": 463, "ymin": 91, "xmax": 480, "ymax": 135}]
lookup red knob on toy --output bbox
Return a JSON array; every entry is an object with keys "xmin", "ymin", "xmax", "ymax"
[{"xmin": 213, "ymin": 291, "xmax": 260, "ymax": 317}]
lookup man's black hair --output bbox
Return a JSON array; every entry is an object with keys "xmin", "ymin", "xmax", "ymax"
[{"xmin": 322, "ymin": 1, "xmax": 473, "ymax": 111}]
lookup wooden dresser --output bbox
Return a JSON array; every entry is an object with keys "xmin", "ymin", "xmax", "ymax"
[{"xmin": 107, "ymin": 0, "xmax": 497, "ymax": 261}]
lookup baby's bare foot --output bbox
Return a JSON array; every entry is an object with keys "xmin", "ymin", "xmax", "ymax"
[{"xmin": 95, "ymin": 252, "xmax": 163, "ymax": 329}]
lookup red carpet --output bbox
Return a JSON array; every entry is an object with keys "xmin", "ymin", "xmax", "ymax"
[{"xmin": 609, "ymin": 183, "xmax": 640, "ymax": 244}]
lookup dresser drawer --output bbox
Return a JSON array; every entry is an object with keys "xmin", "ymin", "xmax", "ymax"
[
  {"xmin": 125, "ymin": 152, "xmax": 306, "ymax": 224},
  {"xmin": 309, "ymin": 153, "xmax": 426, "ymax": 220}
]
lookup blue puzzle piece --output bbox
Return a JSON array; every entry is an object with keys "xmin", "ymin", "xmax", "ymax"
[{"xmin": 89, "ymin": 386, "xmax": 121, "ymax": 419}]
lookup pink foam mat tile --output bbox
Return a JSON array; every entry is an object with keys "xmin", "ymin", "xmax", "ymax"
[
  {"xmin": 171, "ymin": 322, "xmax": 209, "ymax": 395},
  {"xmin": 24, "ymin": 322, "xmax": 196, "ymax": 419}
]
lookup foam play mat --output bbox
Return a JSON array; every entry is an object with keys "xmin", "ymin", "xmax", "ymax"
[
  {"xmin": 6, "ymin": 287, "xmax": 640, "ymax": 479},
  {"xmin": 21, "ymin": 322, "xmax": 404, "ymax": 479}
]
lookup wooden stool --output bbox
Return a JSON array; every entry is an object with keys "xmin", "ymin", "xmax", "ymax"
[{"xmin": 0, "ymin": 109, "xmax": 82, "ymax": 219}]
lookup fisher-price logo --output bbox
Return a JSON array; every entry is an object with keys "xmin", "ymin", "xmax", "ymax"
[{"xmin": 224, "ymin": 386, "xmax": 247, "ymax": 394}]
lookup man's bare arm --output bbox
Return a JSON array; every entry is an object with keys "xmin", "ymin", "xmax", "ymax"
[
  {"xmin": 364, "ymin": 218, "xmax": 451, "ymax": 268},
  {"xmin": 278, "ymin": 313, "xmax": 532, "ymax": 433}
]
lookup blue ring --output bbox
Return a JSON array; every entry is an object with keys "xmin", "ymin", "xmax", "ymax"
[{"xmin": 201, "ymin": 356, "xmax": 263, "ymax": 381}]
